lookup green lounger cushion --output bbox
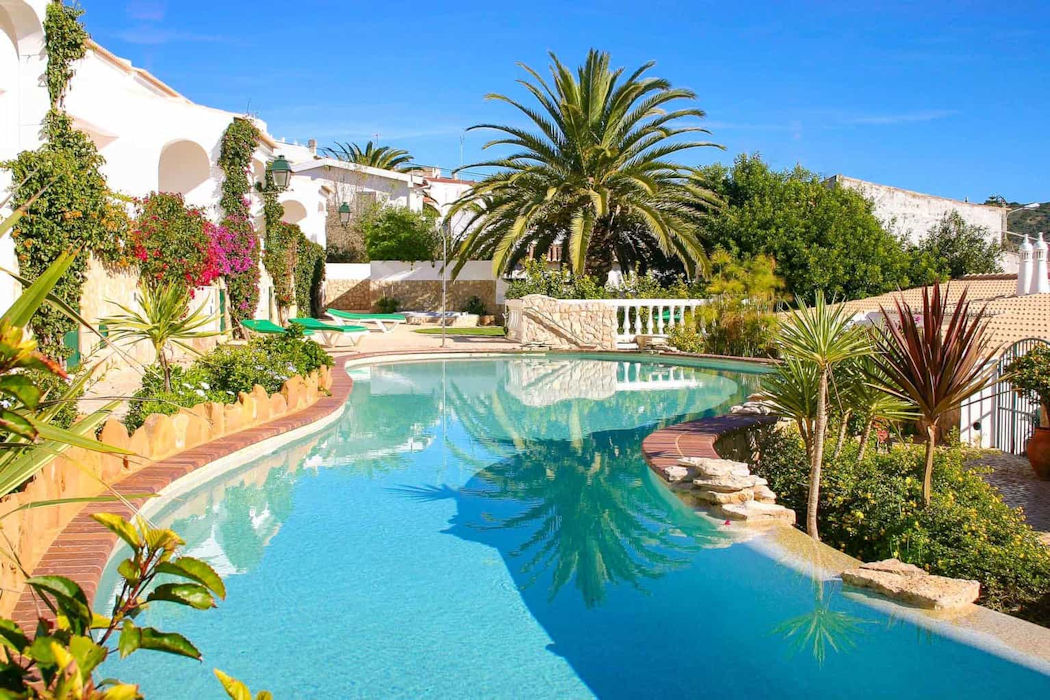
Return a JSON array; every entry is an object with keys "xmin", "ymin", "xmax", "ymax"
[
  {"xmin": 291, "ymin": 317, "xmax": 367, "ymax": 333},
  {"xmin": 327, "ymin": 309, "xmax": 407, "ymax": 322},
  {"xmin": 241, "ymin": 319, "xmax": 309, "ymax": 335}
]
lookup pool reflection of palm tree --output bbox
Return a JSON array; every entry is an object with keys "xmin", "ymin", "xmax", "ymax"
[{"xmin": 772, "ymin": 579, "xmax": 868, "ymax": 666}]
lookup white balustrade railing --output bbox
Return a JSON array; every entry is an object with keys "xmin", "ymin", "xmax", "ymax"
[
  {"xmin": 596, "ymin": 298, "xmax": 707, "ymax": 346},
  {"xmin": 505, "ymin": 300, "xmax": 524, "ymax": 341}
]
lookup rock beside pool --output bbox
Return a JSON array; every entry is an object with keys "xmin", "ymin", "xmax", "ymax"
[
  {"xmin": 661, "ymin": 465, "xmax": 690, "ymax": 482},
  {"xmin": 730, "ymin": 401, "xmax": 774, "ymax": 415},
  {"xmin": 841, "ymin": 559, "xmax": 980, "ymax": 610},
  {"xmin": 717, "ymin": 501, "xmax": 796, "ymax": 525},
  {"xmin": 695, "ymin": 488, "xmax": 754, "ymax": 505},
  {"xmin": 692, "ymin": 474, "xmax": 762, "ymax": 492},
  {"xmin": 678, "ymin": 457, "xmax": 750, "ymax": 478}
]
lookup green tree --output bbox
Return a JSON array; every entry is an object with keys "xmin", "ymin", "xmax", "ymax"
[
  {"xmin": 700, "ymin": 155, "xmax": 913, "ymax": 301},
  {"xmin": 451, "ymin": 49, "xmax": 722, "ymax": 279},
  {"xmin": 322, "ymin": 140, "xmax": 413, "ymax": 171},
  {"xmin": 908, "ymin": 211, "xmax": 1002, "ymax": 282},
  {"xmin": 361, "ymin": 205, "xmax": 439, "ymax": 261}
]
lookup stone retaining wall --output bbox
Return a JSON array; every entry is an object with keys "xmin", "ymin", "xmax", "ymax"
[
  {"xmin": 508, "ymin": 295, "xmax": 617, "ymax": 350},
  {"xmin": 0, "ymin": 365, "xmax": 333, "ymax": 618}
]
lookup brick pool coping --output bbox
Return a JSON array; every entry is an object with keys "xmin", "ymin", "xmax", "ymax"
[{"xmin": 639, "ymin": 413, "xmax": 778, "ymax": 477}]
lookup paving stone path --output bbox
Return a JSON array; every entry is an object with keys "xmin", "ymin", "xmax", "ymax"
[{"xmin": 970, "ymin": 451, "xmax": 1050, "ymax": 544}]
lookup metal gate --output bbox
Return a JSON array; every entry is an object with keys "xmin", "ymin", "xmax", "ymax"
[{"xmin": 988, "ymin": 338, "xmax": 1049, "ymax": 454}]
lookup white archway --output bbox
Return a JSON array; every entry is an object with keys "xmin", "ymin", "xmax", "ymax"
[
  {"xmin": 280, "ymin": 200, "xmax": 308, "ymax": 225},
  {"xmin": 158, "ymin": 139, "xmax": 212, "ymax": 201}
]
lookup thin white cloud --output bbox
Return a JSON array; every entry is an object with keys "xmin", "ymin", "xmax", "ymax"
[
  {"xmin": 844, "ymin": 109, "xmax": 958, "ymax": 126},
  {"xmin": 125, "ymin": 0, "xmax": 166, "ymax": 22},
  {"xmin": 112, "ymin": 26, "xmax": 230, "ymax": 45}
]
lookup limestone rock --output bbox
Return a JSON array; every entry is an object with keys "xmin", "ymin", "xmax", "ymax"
[
  {"xmin": 678, "ymin": 457, "xmax": 750, "ymax": 478},
  {"xmin": 841, "ymin": 559, "xmax": 980, "ymax": 610},
  {"xmin": 661, "ymin": 465, "xmax": 690, "ymax": 482},
  {"xmin": 717, "ymin": 501, "xmax": 796, "ymax": 525},
  {"xmin": 692, "ymin": 474, "xmax": 760, "ymax": 492},
  {"xmin": 695, "ymin": 488, "xmax": 754, "ymax": 505},
  {"xmin": 753, "ymin": 484, "xmax": 777, "ymax": 503}
]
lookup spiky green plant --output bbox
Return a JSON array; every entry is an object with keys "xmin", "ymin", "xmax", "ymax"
[
  {"xmin": 321, "ymin": 140, "xmax": 413, "ymax": 172},
  {"xmin": 872, "ymin": 282, "xmax": 998, "ymax": 504},
  {"xmin": 449, "ymin": 49, "xmax": 722, "ymax": 279},
  {"xmin": 838, "ymin": 355, "xmax": 916, "ymax": 460},
  {"xmin": 101, "ymin": 282, "xmax": 218, "ymax": 392},
  {"xmin": 776, "ymin": 292, "xmax": 870, "ymax": 539}
]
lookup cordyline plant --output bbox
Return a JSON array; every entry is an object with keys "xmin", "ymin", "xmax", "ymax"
[{"xmin": 872, "ymin": 283, "xmax": 999, "ymax": 505}]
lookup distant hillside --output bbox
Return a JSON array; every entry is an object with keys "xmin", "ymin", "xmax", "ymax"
[{"xmin": 985, "ymin": 196, "xmax": 1050, "ymax": 241}]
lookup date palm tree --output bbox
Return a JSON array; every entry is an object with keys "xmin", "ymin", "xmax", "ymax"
[
  {"xmin": 871, "ymin": 283, "xmax": 998, "ymax": 504},
  {"xmin": 450, "ymin": 49, "xmax": 722, "ymax": 280},
  {"xmin": 322, "ymin": 140, "xmax": 413, "ymax": 172},
  {"xmin": 777, "ymin": 292, "xmax": 870, "ymax": 540},
  {"xmin": 101, "ymin": 282, "xmax": 218, "ymax": 392}
]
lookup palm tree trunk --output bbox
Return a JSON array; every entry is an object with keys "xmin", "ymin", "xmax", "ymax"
[
  {"xmin": 857, "ymin": 419, "xmax": 874, "ymax": 460},
  {"xmin": 807, "ymin": 368, "xmax": 829, "ymax": 540},
  {"xmin": 583, "ymin": 219, "xmax": 616, "ymax": 281},
  {"xmin": 922, "ymin": 423, "xmax": 937, "ymax": 506},
  {"xmin": 833, "ymin": 410, "xmax": 852, "ymax": 460}
]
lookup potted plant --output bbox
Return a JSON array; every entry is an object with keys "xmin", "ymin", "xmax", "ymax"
[{"xmin": 1005, "ymin": 345, "xmax": 1050, "ymax": 479}]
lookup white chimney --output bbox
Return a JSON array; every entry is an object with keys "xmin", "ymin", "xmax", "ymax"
[
  {"xmin": 1017, "ymin": 235, "xmax": 1033, "ymax": 296},
  {"xmin": 1030, "ymin": 232, "xmax": 1050, "ymax": 294}
]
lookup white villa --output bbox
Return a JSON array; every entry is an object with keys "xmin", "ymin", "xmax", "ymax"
[{"xmin": 0, "ymin": 0, "xmax": 474, "ymax": 340}]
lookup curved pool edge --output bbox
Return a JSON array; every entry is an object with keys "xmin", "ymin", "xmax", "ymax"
[
  {"xmin": 19, "ymin": 348, "xmax": 1049, "ymax": 679},
  {"xmin": 641, "ymin": 415, "xmax": 1050, "ymax": 675}
]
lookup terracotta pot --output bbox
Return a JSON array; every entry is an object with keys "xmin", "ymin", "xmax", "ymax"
[{"xmin": 1026, "ymin": 426, "xmax": 1050, "ymax": 480}]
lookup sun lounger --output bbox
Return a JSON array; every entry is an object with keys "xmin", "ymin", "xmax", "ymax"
[
  {"xmin": 241, "ymin": 319, "xmax": 313, "ymax": 336},
  {"xmin": 290, "ymin": 317, "xmax": 369, "ymax": 348},
  {"xmin": 325, "ymin": 309, "xmax": 407, "ymax": 333}
]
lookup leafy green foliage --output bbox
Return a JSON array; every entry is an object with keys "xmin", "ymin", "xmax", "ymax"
[
  {"xmin": 666, "ymin": 324, "xmax": 705, "ymax": 353},
  {"xmin": 4, "ymin": 112, "xmax": 122, "ymax": 359},
  {"xmin": 451, "ymin": 49, "xmax": 721, "ymax": 279},
  {"xmin": 505, "ymin": 259, "xmax": 608, "ymax": 300},
  {"xmin": 691, "ymin": 250, "xmax": 783, "ymax": 358},
  {"xmin": 461, "ymin": 295, "xmax": 487, "ymax": 316},
  {"xmin": 129, "ymin": 193, "xmax": 218, "ymax": 290},
  {"xmin": 374, "ymin": 296, "xmax": 401, "ymax": 314},
  {"xmin": 294, "ymin": 234, "xmax": 325, "ymax": 318},
  {"xmin": 0, "ymin": 513, "xmax": 267, "ymax": 697},
  {"xmin": 321, "ymin": 140, "xmax": 413, "ymax": 171},
  {"xmin": 218, "ymin": 118, "xmax": 262, "ymax": 327},
  {"xmin": 1004, "ymin": 345, "xmax": 1050, "ymax": 418},
  {"xmin": 124, "ymin": 329, "xmax": 332, "ymax": 432},
  {"xmin": 361, "ymin": 205, "xmax": 439, "ymax": 261},
  {"xmin": 747, "ymin": 428, "xmax": 1050, "ymax": 622},
  {"xmin": 908, "ymin": 211, "xmax": 1002, "ymax": 282},
  {"xmin": 262, "ymin": 221, "xmax": 298, "ymax": 309},
  {"xmin": 700, "ymin": 155, "xmax": 914, "ymax": 301},
  {"xmin": 43, "ymin": 1, "xmax": 88, "ymax": 108}
]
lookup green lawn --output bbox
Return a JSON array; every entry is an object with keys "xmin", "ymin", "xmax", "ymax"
[{"xmin": 413, "ymin": 327, "xmax": 506, "ymax": 336}]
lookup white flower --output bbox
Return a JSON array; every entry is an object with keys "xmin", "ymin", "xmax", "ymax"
[
  {"xmin": 195, "ymin": 389, "xmax": 206, "ymax": 397},
  {"xmin": 200, "ymin": 381, "xmax": 211, "ymax": 390}
]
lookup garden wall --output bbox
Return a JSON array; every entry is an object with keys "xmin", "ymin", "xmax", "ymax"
[
  {"xmin": 324, "ymin": 260, "xmax": 507, "ymax": 314},
  {"xmin": 0, "ymin": 365, "xmax": 333, "ymax": 617},
  {"xmin": 505, "ymin": 295, "xmax": 617, "ymax": 350}
]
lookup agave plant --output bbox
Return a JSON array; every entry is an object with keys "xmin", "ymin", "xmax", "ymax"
[
  {"xmin": 101, "ymin": 282, "xmax": 218, "ymax": 392},
  {"xmin": 775, "ymin": 292, "xmax": 870, "ymax": 539},
  {"xmin": 871, "ymin": 282, "xmax": 998, "ymax": 504},
  {"xmin": 321, "ymin": 140, "xmax": 413, "ymax": 172},
  {"xmin": 449, "ymin": 49, "xmax": 722, "ymax": 279}
]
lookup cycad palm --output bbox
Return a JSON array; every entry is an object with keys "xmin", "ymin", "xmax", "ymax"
[
  {"xmin": 451, "ymin": 49, "xmax": 723, "ymax": 279},
  {"xmin": 777, "ymin": 292, "xmax": 870, "ymax": 540},
  {"xmin": 322, "ymin": 140, "xmax": 413, "ymax": 172}
]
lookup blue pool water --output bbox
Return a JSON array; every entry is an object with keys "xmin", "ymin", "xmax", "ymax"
[{"xmin": 98, "ymin": 356, "xmax": 1050, "ymax": 698}]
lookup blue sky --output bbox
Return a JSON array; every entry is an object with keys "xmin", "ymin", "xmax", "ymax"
[{"xmin": 83, "ymin": 0, "xmax": 1049, "ymax": 202}]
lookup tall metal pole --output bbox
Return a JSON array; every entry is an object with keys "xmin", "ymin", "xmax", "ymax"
[{"xmin": 441, "ymin": 219, "xmax": 448, "ymax": 348}]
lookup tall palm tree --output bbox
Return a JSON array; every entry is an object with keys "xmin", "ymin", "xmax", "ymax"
[
  {"xmin": 322, "ymin": 140, "xmax": 413, "ymax": 172},
  {"xmin": 872, "ymin": 283, "xmax": 998, "ymax": 504},
  {"xmin": 777, "ymin": 292, "xmax": 870, "ymax": 540},
  {"xmin": 450, "ymin": 49, "xmax": 723, "ymax": 279}
]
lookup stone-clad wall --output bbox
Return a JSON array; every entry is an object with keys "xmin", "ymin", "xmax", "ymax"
[
  {"xmin": 508, "ymin": 295, "xmax": 617, "ymax": 350},
  {"xmin": 0, "ymin": 366, "xmax": 333, "ymax": 618},
  {"xmin": 325, "ymin": 277, "xmax": 371, "ymax": 310}
]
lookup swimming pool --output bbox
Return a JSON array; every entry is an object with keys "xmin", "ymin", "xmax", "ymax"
[{"xmin": 98, "ymin": 356, "xmax": 1050, "ymax": 698}]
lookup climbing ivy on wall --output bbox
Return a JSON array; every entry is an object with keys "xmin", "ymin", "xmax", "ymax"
[
  {"xmin": 263, "ymin": 220, "xmax": 297, "ymax": 310},
  {"xmin": 295, "ymin": 234, "xmax": 325, "ymax": 317},
  {"xmin": 3, "ymin": 2, "xmax": 122, "ymax": 359},
  {"xmin": 218, "ymin": 118, "xmax": 262, "ymax": 328}
]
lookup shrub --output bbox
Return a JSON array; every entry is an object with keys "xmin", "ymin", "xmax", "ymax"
[
  {"xmin": 746, "ymin": 427, "xmax": 1050, "ymax": 620},
  {"xmin": 130, "ymin": 192, "xmax": 219, "ymax": 290},
  {"xmin": 375, "ymin": 296, "xmax": 401, "ymax": 313},
  {"xmin": 361, "ymin": 205, "xmax": 439, "ymax": 261},
  {"xmin": 1005, "ymin": 345, "xmax": 1050, "ymax": 420},
  {"xmin": 667, "ymin": 324, "xmax": 705, "ymax": 353},
  {"xmin": 125, "ymin": 329, "xmax": 333, "ymax": 431},
  {"xmin": 462, "ymin": 295, "xmax": 487, "ymax": 316}
]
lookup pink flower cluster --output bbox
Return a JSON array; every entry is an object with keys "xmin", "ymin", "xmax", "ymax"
[{"xmin": 206, "ymin": 218, "xmax": 256, "ymax": 278}]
